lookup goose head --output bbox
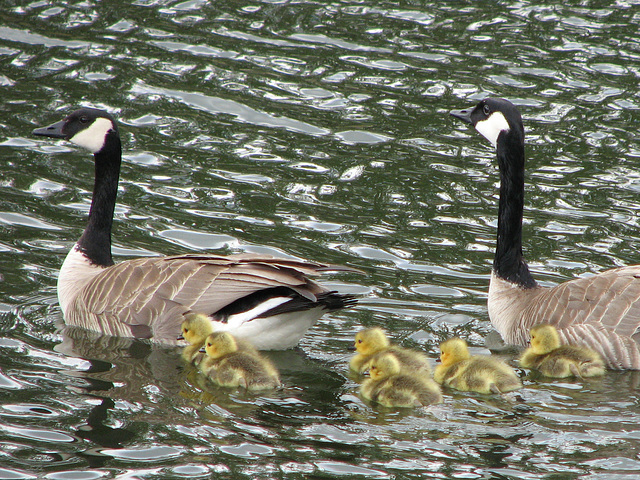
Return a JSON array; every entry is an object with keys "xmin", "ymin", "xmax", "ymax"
[
  {"xmin": 354, "ymin": 327, "xmax": 390, "ymax": 356},
  {"xmin": 369, "ymin": 352, "xmax": 401, "ymax": 380},
  {"xmin": 439, "ymin": 337, "xmax": 471, "ymax": 367},
  {"xmin": 204, "ymin": 332, "xmax": 239, "ymax": 360},
  {"xmin": 450, "ymin": 97, "xmax": 524, "ymax": 150},
  {"xmin": 33, "ymin": 107, "xmax": 118, "ymax": 154},
  {"xmin": 529, "ymin": 324, "xmax": 561, "ymax": 355}
]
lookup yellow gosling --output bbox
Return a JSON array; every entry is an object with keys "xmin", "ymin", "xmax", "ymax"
[
  {"xmin": 180, "ymin": 313, "xmax": 260, "ymax": 366},
  {"xmin": 180, "ymin": 313, "xmax": 214, "ymax": 365},
  {"xmin": 349, "ymin": 327, "xmax": 431, "ymax": 376},
  {"xmin": 434, "ymin": 337, "xmax": 521, "ymax": 394},
  {"xmin": 520, "ymin": 324, "xmax": 605, "ymax": 378},
  {"xmin": 360, "ymin": 353, "xmax": 442, "ymax": 408},
  {"xmin": 200, "ymin": 332, "xmax": 280, "ymax": 391}
]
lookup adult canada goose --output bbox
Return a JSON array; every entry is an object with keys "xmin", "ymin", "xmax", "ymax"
[
  {"xmin": 450, "ymin": 98, "xmax": 640, "ymax": 369},
  {"xmin": 32, "ymin": 108, "xmax": 358, "ymax": 349}
]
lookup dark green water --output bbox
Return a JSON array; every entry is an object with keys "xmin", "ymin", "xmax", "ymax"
[{"xmin": 1, "ymin": 1, "xmax": 640, "ymax": 478}]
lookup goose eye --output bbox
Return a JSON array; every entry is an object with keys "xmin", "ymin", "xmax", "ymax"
[
  {"xmin": 80, "ymin": 116, "xmax": 89, "ymax": 124},
  {"xmin": 482, "ymin": 104, "xmax": 490, "ymax": 116}
]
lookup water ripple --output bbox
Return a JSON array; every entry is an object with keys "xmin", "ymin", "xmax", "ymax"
[{"xmin": 2, "ymin": 1, "xmax": 640, "ymax": 478}]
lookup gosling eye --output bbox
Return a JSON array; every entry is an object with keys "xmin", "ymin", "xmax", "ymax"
[
  {"xmin": 357, "ymin": 339, "xmax": 363, "ymax": 344},
  {"xmin": 183, "ymin": 328, "xmax": 189, "ymax": 333},
  {"xmin": 482, "ymin": 104, "xmax": 490, "ymax": 116}
]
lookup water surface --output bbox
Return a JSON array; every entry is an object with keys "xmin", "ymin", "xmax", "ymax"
[{"xmin": 1, "ymin": 1, "xmax": 640, "ymax": 479}]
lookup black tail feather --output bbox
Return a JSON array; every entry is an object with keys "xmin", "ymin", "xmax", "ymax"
[
  {"xmin": 316, "ymin": 291, "xmax": 358, "ymax": 311},
  {"xmin": 211, "ymin": 287, "xmax": 358, "ymax": 323}
]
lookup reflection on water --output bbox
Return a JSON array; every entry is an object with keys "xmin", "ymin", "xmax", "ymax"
[{"xmin": 1, "ymin": 0, "xmax": 640, "ymax": 478}]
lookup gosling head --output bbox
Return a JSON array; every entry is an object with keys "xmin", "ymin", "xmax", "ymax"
[
  {"xmin": 529, "ymin": 324, "xmax": 561, "ymax": 355},
  {"xmin": 180, "ymin": 313, "xmax": 213, "ymax": 344},
  {"xmin": 204, "ymin": 332, "xmax": 239, "ymax": 359},
  {"xmin": 369, "ymin": 353, "xmax": 401, "ymax": 381},
  {"xmin": 354, "ymin": 327, "xmax": 390, "ymax": 355},
  {"xmin": 439, "ymin": 337, "xmax": 471, "ymax": 367}
]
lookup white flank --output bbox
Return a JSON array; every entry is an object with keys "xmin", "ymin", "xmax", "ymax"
[
  {"xmin": 225, "ymin": 296, "xmax": 293, "ymax": 329},
  {"xmin": 212, "ymin": 308, "xmax": 324, "ymax": 350},
  {"xmin": 475, "ymin": 111, "xmax": 510, "ymax": 148},
  {"xmin": 69, "ymin": 117, "xmax": 114, "ymax": 153},
  {"xmin": 57, "ymin": 245, "xmax": 104, "ymax": 315}
]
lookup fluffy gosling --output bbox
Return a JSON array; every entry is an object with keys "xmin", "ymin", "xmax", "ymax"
[
  {"xmin": 350, "ymin": 327, "xmax": 431, "ymax": 376},
  {"xmin": 360, "ymin": 352, "xmax": 442, "ymax": 408},
  {"xmin": 180, "ymin": 313, "xmax": 259, "ymax": 365},
  {"xmin": 520, "ymin": 324, "xmax": 605, "ymax": 378},
  {"xmin": 180, "ymin": 313, "xmax": 214, "ymax": 365},
  {"xmin": 434, "ymin": 337, "xmax": 521, "ymax": 394},
  {"xmin": 200, "ymin": 332, "xmax": 280, "ymax": 391}
]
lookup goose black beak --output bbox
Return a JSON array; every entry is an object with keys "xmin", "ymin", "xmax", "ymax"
[
  {"xmin": 450, "ymin": 108, "xmax": 473, "ymax": 124},
  {"xmin": 33, "ymin": 120, "xmax": 67, "ymax": 139}
]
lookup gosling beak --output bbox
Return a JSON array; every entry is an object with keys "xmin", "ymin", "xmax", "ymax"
[
  {"xmin": 450, "ymin": 107, "xmax": 473, "ymax": 125},
  {"xmin": 177, "ymin": 334, "xmax": 184, "ymax": 341},
  {"xmin": 199, "ymin": 347, "xmax": 206, "ymax": 353},
  {"xmin": 33, "ymin": 119, "xmax": 68, "ymax": 139},
  {"xmin": 347, "ymin": 345, "xmax": 356, "ymax": 352}
]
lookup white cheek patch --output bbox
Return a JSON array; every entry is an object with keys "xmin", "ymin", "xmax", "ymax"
[
  {"xmin": 475, "ymin": 111, "xmax": 510, "ymax": 148},
  {"xmin": 69, "ymin": 117, "xmax": 114, "ymax": 153}
]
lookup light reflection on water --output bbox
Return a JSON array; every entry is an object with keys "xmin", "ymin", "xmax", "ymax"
[{"xmin": 1, "ymin": 0, "xmax": 640, "ymax": 478}]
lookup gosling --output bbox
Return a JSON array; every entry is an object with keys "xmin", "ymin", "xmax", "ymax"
[
  {"xmin": 180, "ymin": 313, "xmax": 259, "ymax": 365},
  {"xmin": 360, "ymin": 352, "xmax": 443, "ymax": 408},
  {"xmin": 200, "ymin": 332, "xmax": 280, "ymax": 391},
  {"xmin": 434, "ymin": 337, "xmax": 521, "ymax": 394},
  {"xmin": 520, "ymin": 324, "xmax": 605, "ymax": 378},
  {"xmin": 350, "ymin": 327, "xmax": 431, "ymax": 376}
]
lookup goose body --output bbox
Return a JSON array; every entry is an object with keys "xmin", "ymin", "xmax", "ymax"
[
  {"xmin": 200, "ymin": 332, "xmax": 280, "ymax": 390},
  {"xmin": 33, "ymin": 108, "xmax": 358, "ymax": 349},
  {"xmin": 360, "ymin": 353, "xmax": 442, "ymax": 408},
  {"xmin": 451, "ymin": 98, "xmax": 640, "ymax": 369},
  {"xmin": 434, "ymin": 337, "xmax": 521, "ymax": 394},
  {"xmin": 349, "ymin": 327, "xmax": 431, "ymax": 376},
  {"xmin": 520, "ymin": 324, "xmax": 605, "ymax": 378}
]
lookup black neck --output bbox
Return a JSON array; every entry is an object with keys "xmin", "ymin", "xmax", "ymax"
[
  {"xmin": 77, "ymin": 131, "xmax": 121, "ymax": 267},
  {"xmin": 493, "ymin": 129, "xmax": 537, "ymax": 288}
]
